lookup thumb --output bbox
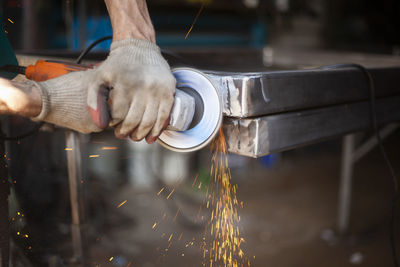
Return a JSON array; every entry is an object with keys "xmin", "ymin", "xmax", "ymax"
[{"xmin": 87, "ymin": 80, "xmax": 110, "ymax": 129}]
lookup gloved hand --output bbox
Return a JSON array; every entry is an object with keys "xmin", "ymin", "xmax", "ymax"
[
  {"xmin": 30, "ymin": 69, "xmax": 103, "ymax": 134},
  {"xmin": 87, "ymin": 38, "xmax": 176, "ymax": 143}
]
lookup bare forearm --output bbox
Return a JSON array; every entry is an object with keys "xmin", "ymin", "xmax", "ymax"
[
  {"xmin": 104, "ymin": 0, "xmax": 156, "ymax": 42},
  {"xmin": 0, "ymin": 78, "xmax": 41, "ymax": 117}
]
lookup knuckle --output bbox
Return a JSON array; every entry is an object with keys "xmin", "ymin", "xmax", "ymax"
[
  {"xmin": 159, "ymin": 105, "xmax": 172, "ymax": 117},
  {"xmin": 114, "ymin": 129, "xmax": 127, "ymax": 139},
  {"xmin": 130, "ymin": 134, "xmax": 141, "ymax": 142},
  {"xmin": 120, "ymin": 121, "xmax": 139, "ymax": 135},
  {"xmin": 130, "ymin": 131, "xmax": 144, "ymax": 141},
  {"xmin": 151, "ymin": 125, "xmax": 163, "ymax": 137}
]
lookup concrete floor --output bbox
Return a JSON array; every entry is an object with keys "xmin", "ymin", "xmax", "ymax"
[{"xmin": 87, "ymin": 130, "xmax": 400, "ymax": 267}]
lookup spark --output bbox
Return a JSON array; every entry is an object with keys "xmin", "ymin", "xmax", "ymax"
[
  {"xmin": 64, "ymin": 148, "xmax": 72, "ymax": 151},
  {"xmin": 185, "ymin": 3, "xmax": 205, "ymax": 39},
  {"xmin": 192, "ymin": 174, "xmax": 199, "ymax": 187},
  {"xmin": 168, "ymin": 234, "xmax": 173, "ymax": 242},
  {"xmin": 89, "ymin": 155, "xmax": 100, "ymax": 158},
  {"xmin": 197, "ymin": 205, "xmax": 203, "ymax": 219},
  {"xmin": 166, "ymin": 188, "xmax": 175, "ymax": 200},
  {"xmin": 173, "ymin": 208, "xmax": 180, "ymax": 222},
  {"xmin": 152, "ymin": 222, "xmax": 157, "ymax": 229},
  {"xmin": 117, "ymin": 200, "xmax": 127, "ymax": 208},
  {"xmin": 101, "ymin": 146, "xmax": 118, "ymax": 150},
  {"xmin": 8, "ymin": 18, "xmax": 14, "ymax": 24},
  {"xmin": 157, "ymin": 187, "xmax": 165, "ymax": 196},
  {"xmin": 109, "ymin": 257, "xmax": 114, "ymax": 262}
]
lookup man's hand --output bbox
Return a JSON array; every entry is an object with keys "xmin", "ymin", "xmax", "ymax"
[
  {"xmin": 0, "ymin": 71, "xmax": 103, "ymax": 134},
  {"xmin": 92, "ymin": 0, "xmax": 176, "ymax": 143},
  {"xmin": 88, "ymin": 39, "xmax": 176, "ymax": 143},
  {"xmin": 31, "ymin": 70, "xmax": 103, "ymax": 133}
]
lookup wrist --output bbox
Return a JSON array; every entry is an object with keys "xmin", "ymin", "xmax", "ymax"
[
  {"xmin": 112, "ymin": 23, "xmax": 156, "ymax": 43},
  {"xmin": 105, "ymin": 0, "xmax": 156, "ymax": 43}
]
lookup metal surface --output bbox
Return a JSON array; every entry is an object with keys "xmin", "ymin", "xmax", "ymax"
[
  {"xmin": 337, "ymin": 134, "xmax": 355, "ymax": 235},
  {"xmin": 223, "ymin": 96, "xmax": 400, "ymax": 158},
  {"xmin": 205, "ymin": 67, "xmax": 400, "ymax": 118},
  {"xmin": 65, "ymin": 131, "xmax": 88, "ymax": 266},
  {"xmin": 159, "ymin": 68, "xmax": 222, "ymax": 152}
]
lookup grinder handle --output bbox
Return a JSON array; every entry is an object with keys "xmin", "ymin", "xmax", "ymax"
[{"xmin": 25, "ymin": 60, "xmax": 89, "ymax": 82}]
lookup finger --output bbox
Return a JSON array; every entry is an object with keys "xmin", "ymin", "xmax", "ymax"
[
  {"xmin": 108, "ymin": 81, "xmax": 134, "ymax": 127},
  {"xmin": 145, "ymin": 117, "xmax": 170, "ymax": 143},
  {"xmin": 114, "ymin": 98, "xmax": 145, "ymax": 139},
  {"xmin": 87, "ymin": 79, "xmax": 110, "ymax": 129},
  {"xmin": 146, "ymin": 97, "xmax": 174, "ymax": 140},
  {"xmin": 130, "ymin": 101, "xmax": 159, "ymax": 141}
]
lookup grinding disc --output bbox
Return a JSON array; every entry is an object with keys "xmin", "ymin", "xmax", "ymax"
[{"xmin": 158, "ymin": 68, "xmax": 222, "ymax": 152}]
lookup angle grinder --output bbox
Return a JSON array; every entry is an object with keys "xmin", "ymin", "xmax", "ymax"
[
  {"xmin": 159, "ymin": 68, "xmax": 223, "ymax": 152},
  {"xmin": 1, "ymin": 61, "xmax": 223, "ymax": 152}
]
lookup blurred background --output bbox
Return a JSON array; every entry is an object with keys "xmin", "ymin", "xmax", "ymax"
[{"xmin": 1, "ymin": 0, "xmax": 400, "ymax": 266}]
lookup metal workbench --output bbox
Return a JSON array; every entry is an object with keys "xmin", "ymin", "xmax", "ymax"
[{"xmin": 8, "ymin": 53, "xmax": 400, "ymax": 267}]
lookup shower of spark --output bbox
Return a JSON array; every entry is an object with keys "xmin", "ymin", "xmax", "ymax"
[
  {"xmin": 153, "ymin": 129, "xmax": 250, "ymax": 266},
  {"xmin": 202, "ymin": 128, "xmax": 250, "ymax": 267}
]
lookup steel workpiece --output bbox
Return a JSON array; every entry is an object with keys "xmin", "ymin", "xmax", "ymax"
[
  {"xmin": 204, "ymin": 67, "xmax": 400, "ymax": 158},
  {"xmin": 205, "ymin": 67, "xmax": 400, "ymax": 118}
]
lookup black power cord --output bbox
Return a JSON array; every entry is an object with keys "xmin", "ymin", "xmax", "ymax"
[
  {"xmin": 323, "ymin": 63, "xmax": 399, "ymax": 267},
  {"xmin": 76, "ymin": 35, "xmax": 112, "ymax": 64}
]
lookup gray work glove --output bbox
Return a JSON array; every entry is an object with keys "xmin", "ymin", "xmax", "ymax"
[
  {"xmin": 31, "ymin": 70, "xmax": 103, "ymax": 134},
  {"xmin": 87, "ymin": 38, "xmax": 176, "ymax": 143}
]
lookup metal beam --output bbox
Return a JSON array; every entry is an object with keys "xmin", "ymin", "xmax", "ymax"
[
  {"xmin": 206, "ymin": 67, "xmax": 400, "ymax": 118},
  {"xmin": 223, "ymin": 95, "xmax": 400, "ymax": 158}
]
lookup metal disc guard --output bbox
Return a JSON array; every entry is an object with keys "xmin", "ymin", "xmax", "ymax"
[{"xmin": 158, "ymin": 68, "xmax": 222, "ymax": 152}]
